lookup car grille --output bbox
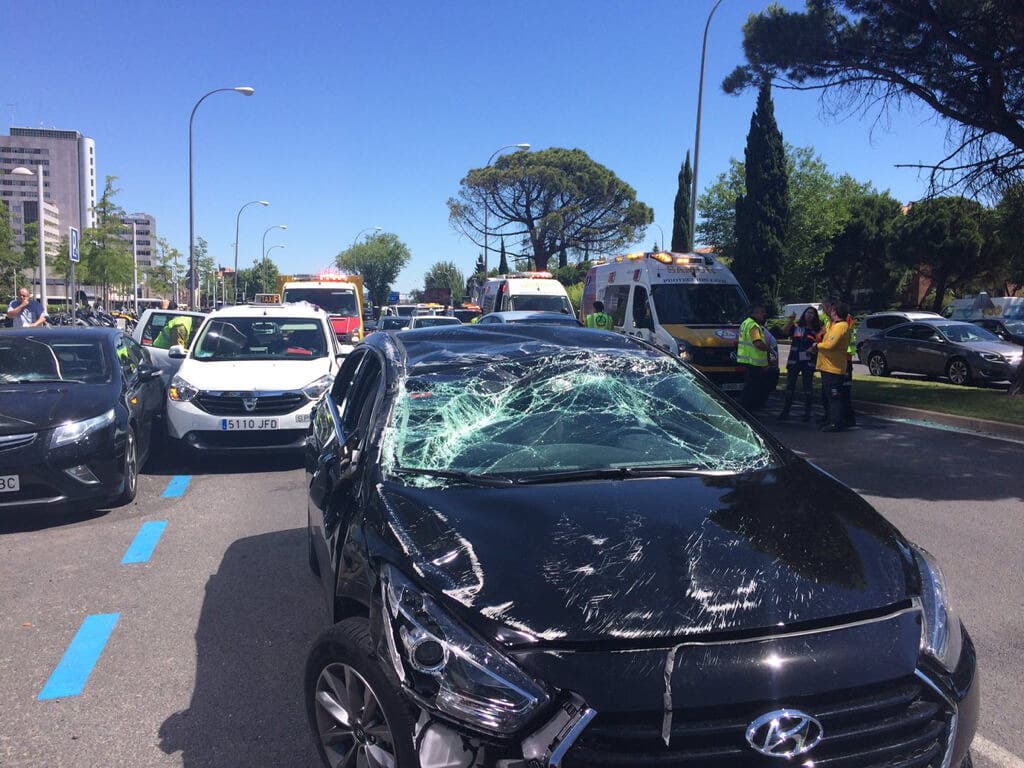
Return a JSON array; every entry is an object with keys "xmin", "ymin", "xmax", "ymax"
[
  {"xmin": 692, "ymin": 347, "xmax": 738, "ymax": 367},
  {"xmin": 563, "ymin": 677, "xmax": 949, "ymax": 768},
  {"xmin": 193, "ymin": 392, "xmax": 307, "ymax": 416},
  {"xmin": 0, "ymin": 433, "xmax": 36, "ymax": 452},
  {"xmin": 188, "ymin": 430, "xmax": 307, "ymax": 449}
]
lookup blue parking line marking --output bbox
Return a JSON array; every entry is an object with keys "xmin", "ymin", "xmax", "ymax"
[
  {"xmin": 121, "ymin": 521, "xmax": 168, "ymax": 564},
  {"xmin": 38, "ymin": 613, "xmax": 120, "ymax": 700},
  {"xmin": 161, "ymin": 475, "xmax": 191, "ymax": 498}
]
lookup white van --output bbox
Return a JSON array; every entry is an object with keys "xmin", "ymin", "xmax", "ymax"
[
  {"xmin": 582, "ymin": 251, "xmax": 749, "ymax": 390},
  {"xmin": 945, "ymin": 293, "xmax": 1024, "ymax": 322},
  {"xmin": 478, "ymin": 272, "xmax": 575, "ymax": 317}
]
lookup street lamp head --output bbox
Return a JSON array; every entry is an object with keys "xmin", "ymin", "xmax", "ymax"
[
  {"xmin": 279, "ymin": 224, "xmax": 288, "ymax": 230},
  {"xmin": 10, "ymin": 167, "xmax": 34, "ymax": 176},
  {"xmin": 258, "ymin": 200, "xmax": 270, "ymax": 206},
  {"xmin": 234, "ymin": 86, "xmax": 255, "ymax": 96},
  {"xmin": 515, "ymin": 143, "xmax": 531, "ymax": 150}
]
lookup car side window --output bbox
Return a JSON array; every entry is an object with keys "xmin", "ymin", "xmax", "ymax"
[
  {"xmin": 140, "ymin": 312, "xmax": 169, "ymax": 346},
  {"xmin": 125, "ymin": 336, "xmax": 148, "ymax": 367},
  {"xmin": 604, "ymin": 285, "xmax": 631, "ymax": 327},
  {"xmin": 116, "ymin": 335, "xmax": 138, "ymax": 378},
  {"xmin": 478, "ymin": 315, "xmax": 497, "ymax": 324},
  {"xmin": 909, "ymin": 325, "xmax": 938, "ymax": 341},
  {"xmin": 331, "ymin": 350, "xmax": 365, "ymax": 411},
  {"xmin": 341, "ymin": 354, "xmax": 382, "ymax": 437},
  {"xmin": 886, "ymin": 324, "xmax": 914, "ymax": 339}
]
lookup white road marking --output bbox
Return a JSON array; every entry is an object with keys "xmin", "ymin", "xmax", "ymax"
[{"xmin": 974, "ymin": 735, "xmax": 1024, "ymax": 768}]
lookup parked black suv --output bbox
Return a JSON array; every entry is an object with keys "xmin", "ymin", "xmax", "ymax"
[{"xmin": 304, "ymin": 325, "xmax": 978, "ymax": 768}]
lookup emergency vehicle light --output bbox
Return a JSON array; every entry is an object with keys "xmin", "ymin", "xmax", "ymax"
[
  {"xmin": 315, "ymin": 273, "xmax": 354, "ymax": 282},
  {"xmin": 651, "ymin": 252, "xmax": 673, "ymax": 264}
]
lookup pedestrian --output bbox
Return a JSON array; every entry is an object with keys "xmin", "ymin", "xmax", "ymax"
[
  {"xmin": 778, "ymin": 306, "xmax": 821, "ymax": 420},
  {"xmin": 737, "ymin": 302, "xmax": 770, "ymax": 411},
  {"xmin": 586, "ymin": 300, "xmax": 615, "ymax": 330},
  {"xmin": 5, "ymin": 287, "xmax": 48, "ymax": 328},
  {"xmin": 811, "ymin": 301, "xmax": 853, "ymax": 432},
  {"xmin": 841, "ymin": 306, "xmax": 858, "ymax": 427}
]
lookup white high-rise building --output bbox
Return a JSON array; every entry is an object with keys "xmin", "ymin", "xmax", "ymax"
[
  {"xmin": 121, "ymin": 213, "xmax": 156, "ymax": 268},
  {"xmin": 0, "ymin": 127, "xmax": 97, "ymax": 233}
]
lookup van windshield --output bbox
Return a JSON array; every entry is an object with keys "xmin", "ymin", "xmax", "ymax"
[
  {"xmin": 283, "ymin": 288, "xmax": 359, "ymax": 317},
  {"xmin": 651, "ymin": 284, "xmax": 747, "ymax": 325},
  {"xmin": 510, "ymin": 294, "xmax": 574, "ymax": 315}
]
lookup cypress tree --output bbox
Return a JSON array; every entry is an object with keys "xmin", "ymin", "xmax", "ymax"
[
  {"xmin": 671, "ymin": 151, "xmax": 693, "ymax": 252},
  {"xmin": 498, "ymin": 238, "xmax": 510, "ymax": 275},
  {"xmin": 733, "ymin": 81, "xmax": 789, "ymax": 304}
]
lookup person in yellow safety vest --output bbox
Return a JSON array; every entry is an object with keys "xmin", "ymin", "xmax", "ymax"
[
  {"xmin": 811, "ymin": 300, "xmax": 853, "ymax": 432},
  {"xmin": 737, "ymin": 302, "xmax": 770, "ymax": 411},
  {"xmin": 586, "ymin": 300, "xmax": 615, "ymax": 331},
  {"xmin": 152, "ymin": 314, "xmax": 193, "ymax": 350}
]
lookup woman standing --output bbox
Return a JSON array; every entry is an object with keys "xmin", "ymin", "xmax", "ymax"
[{"xmin": 778, "ymin": 306, "xmax": 821, "ymax": 419}]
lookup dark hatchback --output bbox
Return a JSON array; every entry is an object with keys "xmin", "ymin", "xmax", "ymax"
[
  {"xmin": 304, "ymin": 325, "xmax": 978, "ymax": 768},
  {"xmin": 0, "ymin": 328, "xmax": 163, "ymax": 512}
]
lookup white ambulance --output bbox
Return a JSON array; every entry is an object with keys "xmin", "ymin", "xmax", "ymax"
[
  {"xmin": 477, "ymin": 272, "xmax": 576, "ymax": 317},
  {"xmin": 582, "ymin": 251, "xmax": 749, "ymax": 390}
]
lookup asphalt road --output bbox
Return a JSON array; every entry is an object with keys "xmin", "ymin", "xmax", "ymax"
[{"xmin": 1, "ymin": 412, "xmax": 1021, "ymax": 767}]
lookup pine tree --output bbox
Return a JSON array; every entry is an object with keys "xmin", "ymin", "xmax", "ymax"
[
  {"xmin": 498, "ymin": 238, "xmax": 510, "ymax": 275},
  {"xmin": 671, "ymin": 151, "xmax": 693, "ymax": 252},
  {"xmin": 733, "ymin": 82, "xmax": 789, "ymax": 304}
]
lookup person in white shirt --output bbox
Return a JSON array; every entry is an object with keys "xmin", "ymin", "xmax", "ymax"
[{"xmin": 6, "ymin": 288, "xmax": 48, "ymax": 328}]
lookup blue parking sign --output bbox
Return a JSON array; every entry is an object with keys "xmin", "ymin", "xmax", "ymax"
[{"xmin": 69, "ymin": 227, "xmax": 80, "ymax": 263}]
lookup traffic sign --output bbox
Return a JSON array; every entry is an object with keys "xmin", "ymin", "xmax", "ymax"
[
  {"xmin": 69, "ymin": 227, "xmax": 80, "ymax": 263},
  {"xmin": 388, "ymin": 291, "xmax": 400, "ymax": 304}
]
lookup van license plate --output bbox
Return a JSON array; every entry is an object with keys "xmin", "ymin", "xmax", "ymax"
[
  {"xmin": 221, "ymin": 418, "xmax": 279, "ymax": 431},
  {"xmin": 720, "ymin": 383, "xmax": 744, "ymax": 392},
  {"xmin": 0, "ymin": 475, "xmax": 19, "ymax": 493}
]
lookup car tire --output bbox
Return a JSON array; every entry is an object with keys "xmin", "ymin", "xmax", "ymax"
[
  {"xmin": 305, "ymin": 617, "xmax": 418, "ymax": 768},
  {"xmin": 117, "ymin": 425, "xmax": 139, "ymax": 505},
  {"xmin": 947, "ymin": 357, "xmax": 972, "ymax": 386},
  {"xmin": 867, "ymin": 352, "xmax": 889, "ymax": 377}
]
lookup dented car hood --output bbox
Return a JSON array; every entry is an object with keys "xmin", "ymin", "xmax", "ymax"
[{"xmin": 378, "ymin": 462, "xmax": 913, "ymax": 647}]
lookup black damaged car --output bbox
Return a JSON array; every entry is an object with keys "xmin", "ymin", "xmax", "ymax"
[{"xmin": 304, "ymin": 325, "xmax": 978, "ymax": 768}]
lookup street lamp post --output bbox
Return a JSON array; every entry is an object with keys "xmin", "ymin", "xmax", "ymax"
[
  {"xmin": 10, "ymin": 166, "xmax": 46, "ymax": 306},
  {"xmin": 188, "ymin": 85, "xmax": 255, "ymax": 309},
  {"xmin": 130, "ymin": 220, "xmax": 138, "ymax": 314},
  {"xmin": 690, "ymin": 0, "xmax": 725, "ymax": 244},
  {"xmin": 483, "ymin": 143, "xmax": 530, "ymax": 274},
  {"xmin": 350, "ymin": 226, "xmax": 382, "ymax": 248},
  {"xmin": 261, "ymin": 225, "xmax": 287, "ymax": 292},
  {"xmin": 234, "ymin": 199, "xmax": 269, "ymax": 303},
  {"xmin": 651, "ymin": 222, "xmax": 665, "ymax": 251}
]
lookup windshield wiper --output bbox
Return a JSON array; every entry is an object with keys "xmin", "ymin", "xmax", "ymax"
[
  {"xmin": 391, "ymin": 467, "xmax": 514, "ymax": 487},
  {"xmin": 513, "ymin": 465, "xmax": 715, "ymax": 485}
]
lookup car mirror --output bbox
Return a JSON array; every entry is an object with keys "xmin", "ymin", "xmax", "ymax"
[
  {"xmin": 168, "ymin": 344, "xmax": 187, "ymax": 359},
  {"xmin": 138, "ymin": 364, "xmax": 162, "ymax": 381}
]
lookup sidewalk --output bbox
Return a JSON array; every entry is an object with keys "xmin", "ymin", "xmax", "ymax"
[{"xmin": 850, "ymin": 399, "xmax": 1024, "ymax": 442}]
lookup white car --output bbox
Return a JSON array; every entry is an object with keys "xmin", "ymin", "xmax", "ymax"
[
  {"xmin": 131, "ymin": 308, "xmax": 207, "ymax": 385},
  {"xmin": 406, "ymin": 315, "xmax": 461, "ymax": 329},
  {"xmin": 165, "ymin": 303, "xmax": 341, "ymax": 452}
]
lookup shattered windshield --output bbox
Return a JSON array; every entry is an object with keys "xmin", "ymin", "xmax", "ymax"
[{"xmin": 383, "ymin": 349, "xmax": 770, "ymax": 485}]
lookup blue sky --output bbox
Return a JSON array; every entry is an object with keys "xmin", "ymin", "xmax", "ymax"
[{"xmin": 4, "ymin": 0, "xmax": 952, "ymax": 293}]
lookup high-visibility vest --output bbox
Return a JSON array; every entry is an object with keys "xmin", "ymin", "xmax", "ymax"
[
  {"xmin": 846, "ymin": 315, "xmax": 857, "ymax": 356},
  {"xmin": 153, "ymin": 315, "xmax": 193, "ymax": 349},
  {"xmin": 737, "ymin": 317, "xmax": 768, "ymax": 367},
  {"xmin": 586, "ymin": 312, "xmax": 614, "ymax": 330}
]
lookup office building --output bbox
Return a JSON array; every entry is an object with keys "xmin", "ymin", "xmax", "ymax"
[
  {"xmin": 0, "ymin": 127, "xmax": 97, "ymax": 234},
  {"xmin": 10, "ymin": 199, "xmax": 62, "ymax": 257},
  {"xmin": 121, "ymin": 213, "xmax": 156, "ymax": 268}
]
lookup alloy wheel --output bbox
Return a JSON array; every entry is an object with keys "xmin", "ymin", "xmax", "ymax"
[
  {"xmin": 314, "ymin": 663, "xmax": 397, "ymax": 768},
  {"xmin": 868, "ymin": 354, "xmax": 887, "ymax": 376},
  {"xmin": 948, "ymin": 359, "xmax": 970, "ymax": 385}
]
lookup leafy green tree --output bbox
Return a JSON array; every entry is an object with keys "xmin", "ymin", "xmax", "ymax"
[
  {"xmin": 448, "ymin": 147, "xmax": 653, "ymax": 271},
  {"xmin": 498, "ymin": 238, "xmax": 510, "ymax": 275},
  {"xmin": 733, "ymin": 82, "xmax": 789, "ymax": 304},
  {"xmin": 724, "ymin": 1, "xmax": 1024, "ymax": 196},
  {"xmin": 824, "ymin": 192, "xmax": 904, "ymax": 304},
  {"xmin": 148, "ymin": 237, "xmax": 178, "ymax": 298},
  {"xmin": 550, "ymin": 261, "xmax": 592, "ymax": 286},
  {"xmin": 990, "ymin": 185, "xmax": 1024, "ymax": 294},
  {"xmin": 696, "ymin": 160, "xmax": 745, "ymax": 264},
  {"xmin": 891, "ymin": 197, "xmax": 993, "ymax": 312},
  {"xmin": 80, "ymin": 177, "xmax": 131, "ymax": 306},
  {"xmin": 236, "ymin": 257, "xmax": 281, "ymax": 300},
  {"xmin": 671, "ymin": 151, "xmax": 693, "ymax": 252},
  {"xmin": 423, "ymin": 260, "xmax": 466, "ymax": 304},
  {"xmin": 0, "ymin": 201, "xmax": 33, "ymax": 293},
  {"xmin": 336, "ymin": 231, "xmax": 412, "ymax": 309}
]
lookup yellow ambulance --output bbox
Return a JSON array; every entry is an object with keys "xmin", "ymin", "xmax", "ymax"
[{"xmin": 582, "ymin": 251, "xmax": 749, "ymax": 390}]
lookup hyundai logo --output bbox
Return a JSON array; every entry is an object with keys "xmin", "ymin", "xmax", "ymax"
[
  {"xmin": 242, "ymin": 397, "xmax": 258, "ymax": 412},
  {"xmin": 746, "ymin": 709, "xmax": 823, "ymax": 758}
]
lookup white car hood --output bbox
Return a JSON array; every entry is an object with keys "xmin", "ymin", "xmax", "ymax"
[{"xmin": 176, "ymin": 358, "xmax": 332, "ymax": 392}]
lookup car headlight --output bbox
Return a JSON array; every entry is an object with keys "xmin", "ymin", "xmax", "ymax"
[
  {"xmin": 980, "ymin": 352, "xmax": 1005, "ymax": 363},
  {"xmin": 168, "ymin": 375, "xmax": 198, "ymax": 402},
  {"xmin": 50, "ymin": 408, "xmax": 116, "ymax": 448},
  {"xmin": 913, "ymin": 545, "xmax": 963, "ymax": 673},
  {"xmin": 302, "ymin": 374, "xmax": 334, "ymax": 400},
  {"xmin": 380, "ymin": 564, "xmax": 549, "ymax": 734},
  {"xmin": 351, "ymin": 332, "xmax": 360, "ymax": 343},
  {"xmin": 677, "ymin": 340, "xmax": 694, "ymax": 362}
]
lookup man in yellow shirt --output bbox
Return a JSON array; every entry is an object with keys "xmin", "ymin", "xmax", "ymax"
[{"xmin": 811, "ymin": 301, "xmax": 853, "ymax": 432}]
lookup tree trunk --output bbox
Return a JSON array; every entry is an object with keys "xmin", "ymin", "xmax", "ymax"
[{"xmin": 929, "ymin": 274, "xmax": 948, "ymax": 313}]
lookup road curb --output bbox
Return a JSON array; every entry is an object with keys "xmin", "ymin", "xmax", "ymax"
[{"xmin": 851, "ymin": 399, "xmax": 1024, "ymax": 441}]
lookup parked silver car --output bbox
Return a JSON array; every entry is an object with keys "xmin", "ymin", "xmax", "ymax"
[
  {"xmin": 862, "ymin": 319, "xmax": 1023, "ymax": 385},
  {"xmin": 855, "ymin": 310, "xmax": 942, "ymax": 362}
]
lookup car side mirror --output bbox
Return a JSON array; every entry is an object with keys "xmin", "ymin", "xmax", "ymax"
[
  {"xmin": 138, "ymin": 364, "xmax": 162, "ymax": 381},
  {"xmin": 168, "ymin": 344, "xmax": 187, "ymax": 359}
]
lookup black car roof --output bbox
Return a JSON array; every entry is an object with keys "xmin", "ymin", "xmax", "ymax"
[{"xmin": 365, "ymin": 324, "xmax": 643, "ymax": 369}]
